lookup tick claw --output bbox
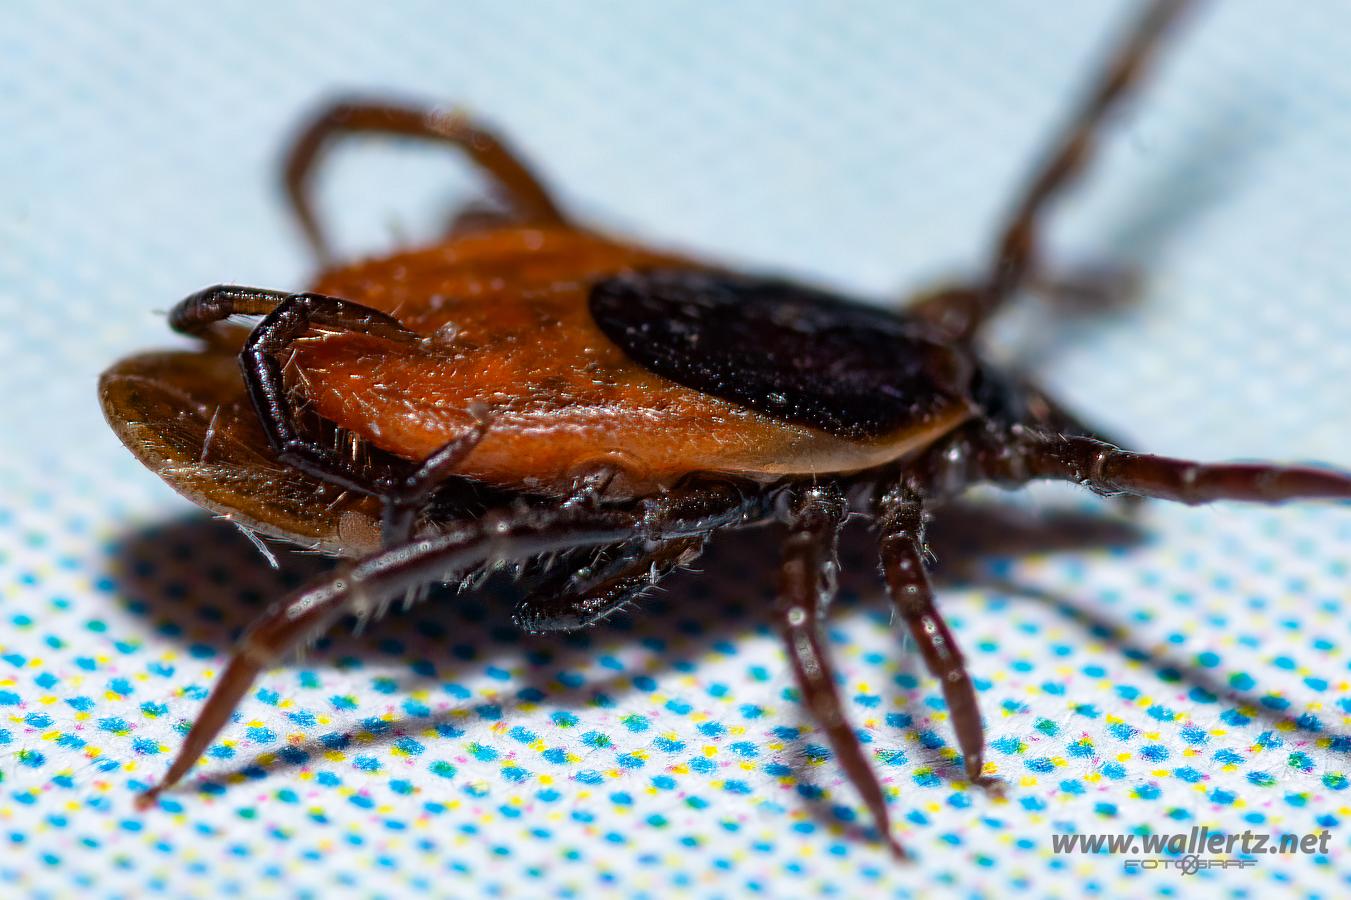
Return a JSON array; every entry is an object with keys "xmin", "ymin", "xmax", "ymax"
[
  {"xmin": 973, "ymin": 776, "xmax": 1007, "ymax": 800},
  {"xmin": 134, "ymin": 786, "xmax": 161, "ymax": 812}
]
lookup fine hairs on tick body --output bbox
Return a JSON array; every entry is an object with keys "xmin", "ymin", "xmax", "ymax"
[{"xmin": 100, "ymin": 0, "xmax": 1350, "ymax": 859}]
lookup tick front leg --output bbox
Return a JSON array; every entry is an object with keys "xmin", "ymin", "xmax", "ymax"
[
  {"xmin": 775, "ymin": 485, "xmax": 906, "ymax": 860},
  {"xmin": 172, "ymin": 284, "xmax": 488, "ymax": 522},
  {"xmin": 1013, "ymin": 434, "xmax": 1351, "ymax": 505},
  {"xmin": 173, "ymin": 286, "xmax": 419, "ymax": 493},
  {"xmin": 909, "ymin": 0, "xmax": 1194, "ymax": 340},
  {"xmin": 283, "ymin": 98, "xmax": 571, "ymax": 266},
  {"xmin": 876, "ymin": 486, "xmax": 1000, "ymax": 794},
  {"xmin": 233, "ymin": 290, "xmax": 426, "ymax": 496},
  {"xmin": 169, "ymin": 284, "xmax": 413, "ymax": 344}
]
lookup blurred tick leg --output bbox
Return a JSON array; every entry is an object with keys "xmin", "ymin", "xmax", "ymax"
[
  {"xmin": 910, "ymin": 0, "xmax": 1195, "ymax": 339},
  {"xmin": 284, "ymin": 99, "xmax": 571, "ymax": 265}
]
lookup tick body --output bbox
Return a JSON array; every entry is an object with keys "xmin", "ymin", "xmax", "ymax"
[{"xmin": 101, "ymin": 0, "xmax": 1350, "ymax": 858}]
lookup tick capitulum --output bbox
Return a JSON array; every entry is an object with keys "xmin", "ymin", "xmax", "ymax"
[{"xmin": 100, "ymin": 0, "xmax": 1349, "ymax": 859}]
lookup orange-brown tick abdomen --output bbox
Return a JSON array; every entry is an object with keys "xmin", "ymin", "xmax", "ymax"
[{"xmin": 293, "ymin": 227, "xmax": 970, "ymax": 496}]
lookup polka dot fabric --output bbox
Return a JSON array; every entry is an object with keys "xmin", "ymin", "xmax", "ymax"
[{"xmin": 3, "ymin": 2, "xmax": 1350, "ymax": 897}]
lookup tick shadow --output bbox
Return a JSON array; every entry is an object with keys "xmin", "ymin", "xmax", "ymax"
[{"xmin": 103, "ymin": 496, "xmax": 1337, "ymax": 842}]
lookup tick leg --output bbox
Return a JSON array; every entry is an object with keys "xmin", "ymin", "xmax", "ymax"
[
  {"xmin": 378, "ymin": 413, "xmax": 492, "ymax": 547},
  {"xmin": 283, "ymin": 99, "xmax": 570, "ymax": 266},
  {"xmin": 176, "ymin": 286, "xmax": 423, "ymax": 496},
  {"xmin": 171, "ymin": 284, "xmax": 415, "ymax": 349},
  {"xmin": 171, "ymin": 284, "xmax": 490, "ymax": 528},
  {"xmin": 168, "ymin": 284, "xmax": 297, "ymax": 351},
  {"xmin": 171, "ymin": 286, "xmax": 418, "ymax": 489},
  {"xmin": 514, "ymin": 536, "xmax": 706, "ymax": 633},
  {"xmin": 136, "ymin": 480, "xmax": 775, "ymax": 807},
  {"xmin": 910, "ymin": 0, "xmax": 1194, "ymax": 339},
  {"xmin": 1018, "ymin": 382, "xmax": 1141, "ymax": 472},
  {"xmin": 1025, "ymin": 262, "xmax": 1142, "ymax": 315},
  {"xmin": 1008, "ymin": 434, "xmax": 1351, "ymax": 505},
  {"xmin": 776, "ymin": 485, "xmax": 906, "ymax": 860},
  {"xmin": 876, "ymin": 486, "xmax": 999, "ymax": 794},
  {"xmin": 237, "ymin": 291, "xmax": 433, "ymax": 496},
  {"xmin": 168, "ymin": 284, "xmax": 293, "ymax": 335}
]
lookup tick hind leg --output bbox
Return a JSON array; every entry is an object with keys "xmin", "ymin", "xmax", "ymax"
[
  {"xmin": 877, "ymin": 486, "xmax": 1000, "ymax": 794},
  {"xmin": 775, "ymin": 486, "xmax": 907, "ymax": 859},
  {"xmin": 283, "ymin": 99, "xmax": 571, "ymax": 266},
  {"xmin": 910, "ymin": 0, "xmax": 1194, "ymax": 340},
  {"xmin": 136, "ymin": 480, "xmax": 772, "ymax": 808}
]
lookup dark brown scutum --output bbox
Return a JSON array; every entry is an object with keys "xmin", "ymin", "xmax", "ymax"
[{"xmin": 590, "ymin": 269, "xmax": 971, "ymax": 439}]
